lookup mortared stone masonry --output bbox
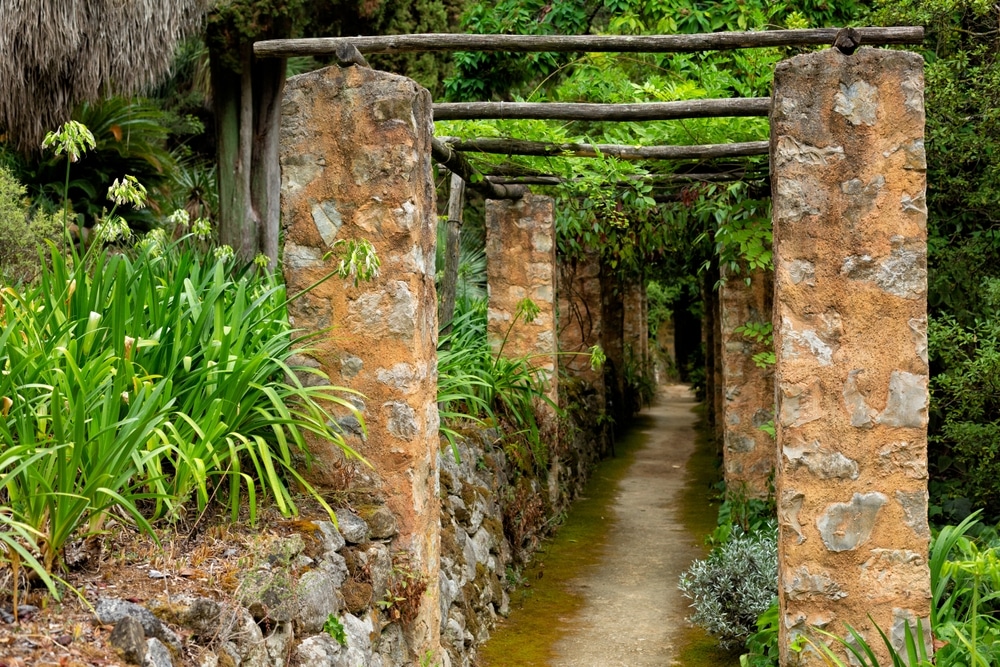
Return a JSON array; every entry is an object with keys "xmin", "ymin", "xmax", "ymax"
[
  {"xmin": 771, "ymin": 48, "xmax": 930, "ymax": 664},
  {"xmin": 557, "ymin": 248, "xmax": 605, "ymax": 400},
  {"xmin": 485, "ymin": 195, "xmax": 559, "ymax": 412},
  {"xmin": 279, "ymin": 65, "xmax": 440, "ymax": 659},
  {"xmin": 720, "ymin": 266, "xmax": 775, "ymax": 498}
]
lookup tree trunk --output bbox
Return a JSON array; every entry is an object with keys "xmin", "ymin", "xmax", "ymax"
[
  {"xmin": 254, "ymin": 27, "xmax": 925, "ymax": 59},
  {"xmin": 438, "ymin": 173, "xmax": 465, "ymax": 334},
  {"xmin": 235, "ymin": 43, "xmax": 260, "ymax": 261},
  {"xmin": 252, "ymin": 56, "xmax": 287, "ymax": 270},
  {"xmin": 210, "ymin": 43, "xmax": 241, "ymax": 254}
]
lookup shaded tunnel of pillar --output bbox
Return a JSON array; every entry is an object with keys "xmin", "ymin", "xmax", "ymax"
[{"xmin": 276, "ymin": 45, "xmax": 930, "ymax": 666}]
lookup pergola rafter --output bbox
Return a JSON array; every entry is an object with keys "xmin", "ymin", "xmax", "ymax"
[
  {"xmin": 432, "ymin": 98, "xmax": 770, "ymax": 121},
  {"xmin": 257, "ymin": 26, "xmax": 924, "ymax": 198},
  {"xmin": 443, "ymin": 138, "xmax": 770, "ymax": 161},
  {"xmin": 254, "ymin": 27, "xmax": 923, "ymax": 58}
]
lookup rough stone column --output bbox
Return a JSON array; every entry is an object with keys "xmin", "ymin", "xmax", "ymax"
[
  {"xmin": 279, "ymin": 65, "xmax": 440, "ymax": 658},
  {"xmin": 557, "ymin": 248, "xmax": 604, "ymax": 400},
  {"xmin": 720, "ymin": 267, "xmax": 775, "ymax": 497},
  {"xmin": 485, "ymin": 195, "xmax": 559, "ymax": 411},
  {"xmin": 771, "ymin": 48, "xmax": 929, "ymax": 665},
  {"xmin": 701, "ymin": 277, "xmax": 713, "ymax": 425},
  {"xmin": 601, "ymin": 270, "xmax": 626, "ymax": 425},
  {"xmin": 713, "ymin": 283, "xmax": 725, "ymax": 445},
  {"xmin": 623, "ymin": 276, "xmax": 647, "ymax": 384},
  {"xmin": 639, "ymin": 281, "xmax": 650, "ymax": 376}
]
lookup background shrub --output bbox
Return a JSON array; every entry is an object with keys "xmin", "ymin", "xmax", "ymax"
[
  {"xmin": 928, "ymin": 278, "xmax": 1000, "ymax": 520},
  {"xmin": 679, "ymin": 523, "xmax": 778, "ymax": 650},
  {"xmin": 0, "ymin": 166, "xmax": 61, "ymax": 284}
]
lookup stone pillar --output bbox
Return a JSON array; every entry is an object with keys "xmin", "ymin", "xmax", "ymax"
[
  {"xmin": 485, "ymin": 195, "xmax": 558, "ymax": 413},
  {"xmin": 601, "ymin": 270, "xmax": 626, "ymax": 426},
  {"xmin": 701, "ymin": 273, "xmax": 716, "ymax": 438},
  {"xmin": 557, "ymin": 248, "xmax": 604, "ymax": 400},
  {"xmin": 713, "ymin": 283, "xmax": 725, "ymax": 445},
  {"xmin": 279, "ymin": 65, "xmax": 440, "ymax": 657},
  {"xmin": 771, "ymin": 48, "xmax": 929, "ymax": 664},
  {"xmin": 623, "ymin": 276, "xmax": 647, "ymax": 384},
  {"xmin": 720, "ymin": 267, "xmax": 775, "ymax": 497},
  {"xmin": 640, "ymin": 281, "xmax": 650, "ymax": 377}
]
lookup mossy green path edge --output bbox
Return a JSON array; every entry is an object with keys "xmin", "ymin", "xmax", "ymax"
[
  {"xmin": 478, "ymin": 393, "xmax": 740, "ymax": 666},
  {"xmin": 477, "ymin": 412, "xmax": 653, "ymax": 666},
  {"xmin": 673, "ymin": 404, "xmax": 743, "ymax": 667}
]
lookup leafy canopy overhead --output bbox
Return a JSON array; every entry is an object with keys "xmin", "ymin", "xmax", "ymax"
[{"xmin": 438, "ymin": 0, "xmax": 864, "ymax": 279}]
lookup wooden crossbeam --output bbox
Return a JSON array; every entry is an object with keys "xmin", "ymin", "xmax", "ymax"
[
  {"xmin": 431, "ymin": 137, "xmax": 527, "ymax": 200},
  {"xmin": 433, "ymin": 98, "xmax": 770, "ymax": 121},
  {"xmin": 443, "ymin": 137, "xmax": 770, "ymax": 160},
  {"xmin": 255, "ymin": 27, "xmax": 923, "ymax": 58},
  {"xmin": 486, "ymin": 171, "xmax": 758, "ymax": 186}
]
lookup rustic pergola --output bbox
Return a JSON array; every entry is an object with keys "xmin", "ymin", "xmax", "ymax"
[
  {"xmin": 256, "ymin": 27, "xmax": 922, "ymax": 199},
  {"xmin": 259, "ymin": 25, "xmax": 930, "ymax": 667}
]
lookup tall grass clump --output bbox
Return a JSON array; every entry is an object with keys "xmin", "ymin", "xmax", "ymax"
[
  {"xmin": 436, "ymin": 297, "xmax": 557, "ymax": 473},
  {"xmin": 1, "ymin": 234, "xmax": 362, "ymax": 576},
  {"xmin": 0, "ymin": 124, "xmax": 363, "ymax": 591}
]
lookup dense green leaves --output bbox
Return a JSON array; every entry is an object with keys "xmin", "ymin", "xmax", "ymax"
[{"xmin": 0, "ymin": 234, "xmax": 362, "ymax": 577}]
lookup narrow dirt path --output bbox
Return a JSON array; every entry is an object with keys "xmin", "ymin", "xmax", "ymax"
[
  {"xmin": 478, "ymin": 384, "xmax": 734, "ymax": 666},
  {"xmin": 548, "ymin": 384, "xmax": 706, "ymax": 666}
]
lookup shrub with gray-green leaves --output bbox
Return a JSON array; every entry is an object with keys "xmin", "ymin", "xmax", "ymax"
[{"xmin": 679, "ymin": 523, "xmax": 778, "ymax": 650}]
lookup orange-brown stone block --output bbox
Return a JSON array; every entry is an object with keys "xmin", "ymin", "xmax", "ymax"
[
  {"xmin": 771, "ymin": 48, "xmax": 929, "ymax": 665},
  {"xmin": 601, "ymin": 270, "xmax": 626, "ymax": 424},
  {"xmin": 279, "ymin": 65, "xmax": 440, "ymax": 657},
  {"xmin": 557, "ymin": 249, "xmax": 604, "ymax": 397},
  {"xmin": 720, "ymin": 267, "xmax": 775, "ymax": 497},
  {"xmin": 486, "ymin": 195, "xmax": 558, "ymax": 409},
  {"xmin": 623, "ymin": 277, "xmax": 649, "ymax": 383}
]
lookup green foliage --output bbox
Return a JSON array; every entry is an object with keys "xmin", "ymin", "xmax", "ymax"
[
  {"xmin": 929, "ymin": 513, "xmax": 1000, "ymax": 666},
  {"xmin": 444, "ymin": 0, "xmax": 593, "ymax": 101},
  {"xmin": 0, "ymin": 167, "xmax": 62, "ymax": 284},
  {"xmin": 708, "ymin": 486, "xmax": 775, "ymax": 547},
  {"xmin": 436, "ymin": 299, "xmax": 557, "ymax": 475},
  {"xmin": 435, "ymin": 218, "xmax": 487, "ymax": 309},
  {"xmin": 740, "ymin": 599, "xmax": 779, "ymax": 667},
  {"xmin": 805, "ymin": 618, "xmax": 933, "ymax": 667},
  {"xmin": 927, "ymin": 279, "xmax": 1000, "ymax": 519},
  {"xmin": 0, "ymin": 235, "xmax": 363, "ymax": 574},
  {"xmin": 679, "ymin": 522, "xmax": 778, "ymax": 650},
  {"xmin": 735, "ymin": 515, "xmax": 1000, "ymax": 666},
  {"xmin": 323, "ymin": 614, "xmax": 348, "ymax": 646},
  {"xmin": 711, "ymin": 196, "xmax": 773, "ymax": 275},
  {"xmin": 1, "ymin": 98, "xmax": 181, "ymax": 231},
  {"xmin": 646, "ymin": 280, "xmax": 677, "ymax": 338},
  {"xmin": 734, "ymin": 321, "xmax": 772, "ymax": 346},
  {"xmin": 1, "ymin": 131, "xmax": 363, "ymax": 583},
  {"xmin": 734, "ymin": 320, "xmax": 775, "ymax": 370}
]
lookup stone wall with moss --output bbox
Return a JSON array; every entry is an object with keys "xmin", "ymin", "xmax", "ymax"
[{"xmin": 437, "ymin": 406, "xmax": 611, "ymax": 667}]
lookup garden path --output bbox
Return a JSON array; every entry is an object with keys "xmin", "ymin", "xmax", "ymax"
[
  {"xmin": 479, "ymin": 384, "xmax": 723, "ymax": 665},
  {"xmin": 548, "ymin": 383, "xmax": 705, "ymax": 666}
]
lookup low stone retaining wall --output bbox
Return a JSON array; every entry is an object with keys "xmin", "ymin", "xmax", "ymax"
[{"xmin": 97, "ymin": 406, "xmax": 607, "ymax": 667}]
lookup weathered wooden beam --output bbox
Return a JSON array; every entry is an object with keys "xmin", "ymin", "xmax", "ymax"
[
  {"xmin": 439, "ymin": 173, "xmax": 466, "ymax": 332},
  {"xmin": 255, "ymin": 27, "xmax": 924, "ymax": 58},
  {"xmin": 445, "ymin": 137, "xmax": 770, "ymax": 160},
  {"xmin": 431, "ymin": 137, "xmax": 527, "ymax": 200},
  {"xmin": 487, "ymin": 170, "xmax": 756, "ymax": 186},
  {"xmin": 433, "ymin": 98, "xmax": 769, "ymax": 121}
]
